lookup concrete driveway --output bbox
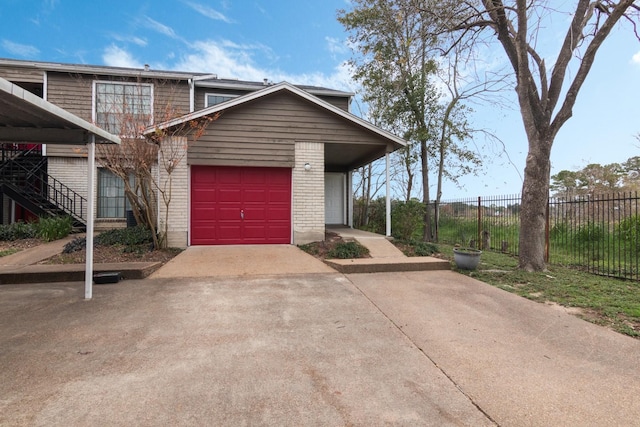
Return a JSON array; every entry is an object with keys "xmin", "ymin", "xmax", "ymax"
[
  {"xmin": 2, "ymin": 246, "xmax": 640, "ymax": 426},
  {"xmin": 348, "ymin": 271, "xmax": 640, "ymax": 426},
  {"xmin": 0, "ymin": 274, "xmax": 491, "ymax": 426}
]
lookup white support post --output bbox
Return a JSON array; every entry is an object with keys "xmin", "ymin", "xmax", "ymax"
[
  {"xmin": 385, "ymin": 152, "xmax": 391, "ymax": 237},
  {"xmin": 85, "ymin": 138, "xmax": 95, "ymax": 300},
  {"xmin": 348, "ymin": 170, "xmax": 354, "ymax": 228}
]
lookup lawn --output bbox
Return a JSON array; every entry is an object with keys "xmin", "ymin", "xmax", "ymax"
[{"xmin": 430, "ymin": 243, "xmax": 640, "ymax": 338}]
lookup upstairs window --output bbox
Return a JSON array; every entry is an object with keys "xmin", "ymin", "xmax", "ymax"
[
  {"xmin": 205, "ymin": 93, "xmax": 237, "ymax": 107},
  {"xmin": 95, "ymin": 82, "xmax": 153, "ymax": 135}
]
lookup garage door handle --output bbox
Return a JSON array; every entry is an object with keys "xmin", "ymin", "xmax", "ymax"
[{"xmin": 240, "ymin": 210, "xmax": 244, "ymax": 220}]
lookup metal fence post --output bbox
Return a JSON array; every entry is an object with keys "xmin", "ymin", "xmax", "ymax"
[
  {"xmin": 477, "ymin": 196, "xmax": 482, "ymax": 249},
  {"xmin": 545, "ymin": 201, "xmax": 550, "ymax": 263}
]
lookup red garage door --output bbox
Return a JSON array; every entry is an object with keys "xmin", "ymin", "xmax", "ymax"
[{"xmin": 191, "ymin": 166, "xmax": 292, "ymax": 245}]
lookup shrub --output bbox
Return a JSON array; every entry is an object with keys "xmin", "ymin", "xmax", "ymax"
[
  {"xmin": 95, "ymin": 225, "xmax": 154, "ymax": 247},
  {"xmin": 35, "ymin": 216, "xmax": 73, "ymax": 242},
  {"xmin": 0, "ymin": 221, "xmax": 37, "ymax": 241},
  {"xmin": 392, "ymin": 200, "xmax": 424, "ymax": 241},
  {"xmin": 63, "ymin": 237, "xmax": 86, "ymax": 254},
  {"xmin": 411, "ymin": 241, "xmax": 438, "ymax": 256},
  {"xmin": 327, "ymin": 241, "xmax": 369, "ymax": 259}
]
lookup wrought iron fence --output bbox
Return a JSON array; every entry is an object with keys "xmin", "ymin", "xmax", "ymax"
[{"xmin": 433, "ymin": 192, "xmax": 640, "ymax": 281}]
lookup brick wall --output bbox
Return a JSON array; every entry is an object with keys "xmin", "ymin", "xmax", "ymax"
[
  {"xmin": 292, "ymin": 142, "xmax": 325, "ymax": 245},
  {"xmin": 158, "ymin": 136, "xmax": 189, "ymax": 248},
  {"xmin": 48, "ymin": 156, "xmax": 129, "ymax": 230}
]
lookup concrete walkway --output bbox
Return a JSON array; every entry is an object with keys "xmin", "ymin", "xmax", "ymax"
[{"xmin": 326, "ymin": 226, "xmax": 450, "ymax": 273}]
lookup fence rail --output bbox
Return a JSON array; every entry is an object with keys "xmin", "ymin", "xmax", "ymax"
[{"xmin": 433, "ymin": 192, "xmax": 640, "ymax": 281}]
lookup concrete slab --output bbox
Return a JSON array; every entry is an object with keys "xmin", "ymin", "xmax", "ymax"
[
  {"xmin": 348, "ymin": 271, "xmax": 640, "ymax": 426},
  {"xmin": 0, "ymin": 276, "xmax": 493, "ymax": 426},
  {"xmin": 150, "ymin": 245, "xmax": 336, "ymax": 279},
  {"xmin": 325, "ymin": 256, "xmax": 451, "ymax": 274}
]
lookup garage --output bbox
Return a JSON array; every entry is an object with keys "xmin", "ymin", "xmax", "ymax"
[{"xmin": 190, "ymin": 165, "xmax": 292, "ymax": 245}]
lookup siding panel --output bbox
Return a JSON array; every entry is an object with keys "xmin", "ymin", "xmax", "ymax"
[
  {"xmin": 188, "ymin": 91, "xmax": 388, "ymax": 167},
  {"xmin": 0, "ymin": 68, "xmax": 44, "ymax": 83},
  {"xmin": 45, "ymin": 73, "xmax": 190, "ymax": 157}
]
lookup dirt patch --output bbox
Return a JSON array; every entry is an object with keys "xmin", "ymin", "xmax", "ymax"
[
  {"xmin": 39, "ymin": 244, "xmax": 181, "ymax": 265},
  {"xmin": 0, "ymin": 238, "xmax": 45, "ymax": 252},
  {"xmin": 299, "ymin": 232, "xmax": 346, "ymax": 259},
  {"xmin": 0, "ymin": 237, "xmax": 180, "ymax": 265}
]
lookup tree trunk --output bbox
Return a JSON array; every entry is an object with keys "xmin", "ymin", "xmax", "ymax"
[
  {"xmin": 518, "ymin": 136, "xmax": 552, "ymax": 271},
  {"xmin": 421, "ymin": 139, "xmax": 432, "ymax": 241}
]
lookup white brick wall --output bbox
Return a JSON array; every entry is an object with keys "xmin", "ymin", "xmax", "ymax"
[
  {"xmin": 293, "ymin": 142, "xmax": 325, "ymax": 245},
  {"xmin": 157, "ymin": 136, "xmax": 189, "ymax": 248},
  {"xmin": 47, "ymin": 156, "xmax": 90, "ymax": 218}
]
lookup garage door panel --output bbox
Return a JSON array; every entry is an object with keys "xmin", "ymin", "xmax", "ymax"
[
  {"xmin": 244, "ymin": 189, "xmax": 267, "ymax": 203},
  {"xmin": 191, "ymin": 166, "xmax": 291, "ymax": 245}
]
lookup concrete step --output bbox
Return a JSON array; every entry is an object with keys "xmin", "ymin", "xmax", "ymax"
[{"xmin": 324, "ymin": 256, "xmax": 451, "ymax": 274}]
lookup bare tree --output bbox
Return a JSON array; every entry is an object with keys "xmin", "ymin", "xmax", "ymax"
[
  {"xmin": 425, "ymin": 0, "xmax": 640, "ymax": 270},
  {"xmin": 97, "ymin": 81, "xmax": 214, "ymax": 248}
]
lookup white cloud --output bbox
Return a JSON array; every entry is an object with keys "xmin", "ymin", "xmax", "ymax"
[
  {"xmin": 326, "ymin": 36, "xmax": 348, "ymax": 56},
  {"xmin": 2, "ymin": 40, "xmax": 40, "ymax": 58},
  {"xmin": 143, "ymin": 16, "xmax": 179, "ymax": 39},
  {"xmin": 632, "ymin": 51, "xmax": 640, "ymax": 65},
  {"xmin": 173, "ymin": 39, "xmax": 356, "ymax": 92},
  {"xmin": 182, "ymin": 1, "xmax": 233, "ymax": 23},
  {"xmin": 102, "ymin": 45, "xmax": 143, "ymax": 69},
  {"xmin": 110, "ymin": 33, "xmax": 148, "ymax": 47}
]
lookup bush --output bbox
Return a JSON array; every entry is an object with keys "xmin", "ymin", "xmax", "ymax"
[
  {"xmin": 392, "ymin": 200, "xmax": 425, "ymax": 241},
  {"xmin": 411, "ymin": 241, "xmax": 438, "ymax": 256},
  {"xmin": 35, "ymin": 216, "xmax": 73, "ymax": 242},
  {"xmin": 0, "ymin": 221, "xmax": 38, "ymax": 241},
  {"xmin": 327, "ymin": 241, "xmax": 370, "ymax": 259},
  {"xmin": 63, "ymin": 237, "xmax": 86, "ymax": 254},
  {"xmin": 95, "ymin": 225, "xmax": 154, "ymax": 247}
]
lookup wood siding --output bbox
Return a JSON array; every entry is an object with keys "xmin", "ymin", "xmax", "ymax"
[
  {"xmin": 45, "ymin": 72, "xmax": 190, "ymax": 157},
  {"xmin": 0, "ymin": 67, "xmax": 44, "ymax": 83},
  {"xmin": 188, "ymin": 91, "xmax": 387, "ymax": 167}
]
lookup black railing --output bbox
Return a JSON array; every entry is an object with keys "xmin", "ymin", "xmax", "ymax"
[
  {"xmin": 0, "ymin": 145, "xmax": 86, "ymax": 223},
  {"xmin": 433, "ymin": 192, "xmax": 640, "ymax": 281}
]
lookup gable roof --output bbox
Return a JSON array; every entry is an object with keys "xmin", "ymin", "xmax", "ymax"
[
  {"xmin": 0, "ymin": 57, "xmax": 354, "ymax": 99},
  {"xmin": 144, "ymin": 81, "xmax": 406, "ymax": 149}
]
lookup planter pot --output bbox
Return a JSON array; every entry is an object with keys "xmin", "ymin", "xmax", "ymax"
[{"xmin": 453, "ymin": 248, "xmax": 482, "ymax": 270}]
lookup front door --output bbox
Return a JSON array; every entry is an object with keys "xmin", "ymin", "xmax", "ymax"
[{"xmin": 324, "ymin": 173, "xmax": 344, "ymax": 224}]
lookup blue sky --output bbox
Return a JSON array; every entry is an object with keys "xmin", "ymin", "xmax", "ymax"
[{"xmin": 2, "ymin": 0, "xmax": 639, "ymax": 198}]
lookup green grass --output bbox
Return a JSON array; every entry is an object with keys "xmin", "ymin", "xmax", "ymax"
[
  {"xmin": 0, "ymin": 248, "xmax": 20, "ymax": 257},
  {"xmin": 436, "ymin": 243, "xmax": 640, "ymax": 338}
]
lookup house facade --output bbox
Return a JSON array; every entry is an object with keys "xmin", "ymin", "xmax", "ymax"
[{"xmin": 0, "ymin": 58, "xmax": 405, "ymax": 247}]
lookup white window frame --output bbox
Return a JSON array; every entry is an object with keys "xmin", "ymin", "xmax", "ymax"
[
  {"xmin": 97, "ymin": 168, "xmax": 128, "ymax": 219},
  {"xmin": 204, "ymin": 92, "xmax": 238, "ymax": 108},
  {"xmin": 93, "ymin": 80, "xmax": 154, "ymax": 136}
]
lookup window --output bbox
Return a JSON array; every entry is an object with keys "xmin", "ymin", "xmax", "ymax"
[
  {"xmin": 95, "ymin": 82, "xmax": 153, "ymax": 135},
  {"xmin": 98, "ymin": 168, "xmax": 129, "ymax": 218},
  {"xmin": 205, "ymin": 93, "xmax": 237, "ymax": 107}
]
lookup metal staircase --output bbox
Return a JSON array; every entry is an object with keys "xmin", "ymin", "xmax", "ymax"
[{"xmin": 0, "ymin": 145, "xmax": 86, "ymax": 228}]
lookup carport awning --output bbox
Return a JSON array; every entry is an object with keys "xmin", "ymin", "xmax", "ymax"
[
  {"xmin": 0, "ymin": 76, "xmax": 120, "ymax": 300},
  {"xmin": 0, "ymin": 77, "xmax": 119, "ymax": 145}
]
